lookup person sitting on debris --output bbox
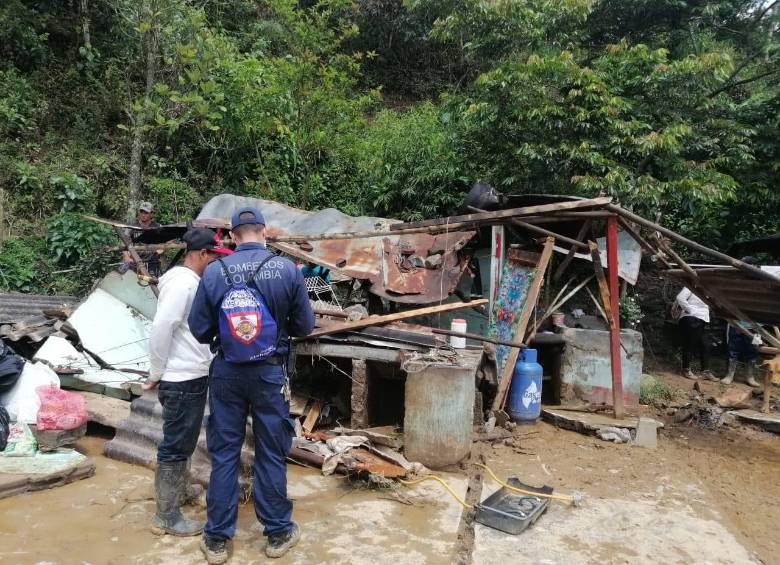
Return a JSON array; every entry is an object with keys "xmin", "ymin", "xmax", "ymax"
[
  {"xmin": 675, "ymin": 287, "xmax": 715, "ymax": 380},
  {"xmin": 119, "ymin": 201, "xmax": 163, "ymax": 276},
  {"xmin": 141, "ymin": 228, "xmax": 232, "ymax": 537},
  {"xmin": 188, "ymin": 206, "xmax": 314, "ymax": 563}
]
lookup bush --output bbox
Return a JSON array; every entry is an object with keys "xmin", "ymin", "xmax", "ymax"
[
  {"xmin": 0, "ymin": 237, "xmax": 48, "ymax": 293},
  {"xmin": 639, "ymin": 374, "xmax": 674, "ymax": 407}
]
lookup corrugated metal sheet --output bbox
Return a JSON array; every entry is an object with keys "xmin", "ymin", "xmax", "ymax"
[
  {"xmin": 197, "ymin": 194, "xmax": 475, "ymax": 304},
  {"xmin": 0, "ymin": 293, "xmax": 78, "ymax": 324},
  {"xmin": 667, "ymin": 268, "xmax": 780, "ymax": 326}
]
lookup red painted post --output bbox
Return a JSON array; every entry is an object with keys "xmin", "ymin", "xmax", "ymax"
[{"xmin": 606, "ymin": 216, "xmax": 624, "ymax": 419}]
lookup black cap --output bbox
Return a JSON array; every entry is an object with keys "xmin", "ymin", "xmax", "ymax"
[{"xmin": 182, "ymin": 228, "xmax": 232, "ymax": 255}]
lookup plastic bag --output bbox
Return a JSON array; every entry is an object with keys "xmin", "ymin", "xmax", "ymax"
[
  {"xmin": 0, "ymin": 361, "xmax": 59, "ymax": 424},
  {"xmin": 0, "ymin": 407, "xmax": 9, "ymax": 451},
  {"xmin": 2, "ymin": 422, "xmax": 37, "ymax": 456},
  {"xmin": 35, "ymin": 386, "xmax": 88, "ymax": 431}
]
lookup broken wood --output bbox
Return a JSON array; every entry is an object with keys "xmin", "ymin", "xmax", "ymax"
[
  {"xmin": 493, "ymin": 237, "xmax": 555, "ymax": 412},
  {"xmin": 431, "ymin": 328, "xmax": 528, "ymax": 349},
  {"xmin": 113, "ymin": 226, "xmax": 159, "ymax": 297},
  {"xmin": 507, "ymin": 218, "xmax": 589, "ymax": 250},
  {"xmin": 302, "ymin": 400, "xmax": 322, "ymax": 434},
  {"xmin": 393, "ymin": 197, "xmax": 613, "ymax": 231},
  {"xmin": 606, "ymin": 204, "xmax": 780, "ymax": 286},
  {"xmin": 529, "ymin": 275, "xmax": 596, "ymax": 338},
  {"xmin": 301, "ymin": 299, "xmax": 488, "ymax": 339},
  {"xmin": 589, "ymin": 241, "xmax": 615, "ymax": 328},
  {"xmin": 313, "ymin": 307, "xmax": 349, "ymax": 318},
  {"xmin": 553, "ymin": 220, "xmax": 592, "ymax": 282}
]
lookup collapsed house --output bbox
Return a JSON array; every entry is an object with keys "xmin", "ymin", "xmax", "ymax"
[{"xmin": 1, "ymin": 190, "xmax": 779, "ymax": 498}]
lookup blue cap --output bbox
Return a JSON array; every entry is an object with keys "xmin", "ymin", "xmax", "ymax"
[{"xmin": 230, "ymin": 206, "xmax": 266, "ymax": 229}]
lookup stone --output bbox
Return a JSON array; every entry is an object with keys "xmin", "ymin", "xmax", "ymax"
[
  {"xmin": 633, "ymin": 417, "xmax": 659, "ymax": 449},
  {"xmin": 424, "ymin": 254, "xmax": 443, "ymax": 269}
]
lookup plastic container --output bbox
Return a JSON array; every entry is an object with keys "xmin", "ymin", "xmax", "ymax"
[
  {"xmin": 507, "ymin": 348, "xmax": 543, "ymax": 424},
  {"xmin": 551, "ymin": 311, "xmax": 565, "ymax": 327},
  {"xmin": 450, "ymin": 319, "xmax": 467, "ymax": 348}
]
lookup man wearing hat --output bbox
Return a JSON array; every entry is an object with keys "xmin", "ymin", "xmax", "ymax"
[
  {"xmin": 142, "ymin": 228, "xmax": 232, "ymax": 537},
  {"xmin": 188, "ymin": 207, "xmax": 314, "ymax": 563},
  {"xmin": 121, "ymin": 201, "xmax": 163, "ymax": 276}
]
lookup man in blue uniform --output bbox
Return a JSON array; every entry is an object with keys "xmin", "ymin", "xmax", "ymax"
[{"xmin": 188, "ymin": 207, "xmax": 314, "ymax": 563}]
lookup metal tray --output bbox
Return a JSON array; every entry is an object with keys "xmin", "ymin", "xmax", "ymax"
[{"xmin": 474, "ymin": 477, "xmax": 552, "ymax": 535}]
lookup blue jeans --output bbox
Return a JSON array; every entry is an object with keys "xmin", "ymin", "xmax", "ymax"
[
  {"xmin": 157, "ymin": 377, "xmax": 208, "ymax": 463},
  {"xmin": 205, "ymin": 365, "xmax": 295, "ymax": 540},
  {"xmin": 728, "ymin": 326, "xmax": 758, "ymax": 362}
]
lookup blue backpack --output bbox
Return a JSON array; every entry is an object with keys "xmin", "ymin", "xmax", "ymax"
[{"xmin": 216, "ymin": 256, "xmax": 279, "ymax": 363}]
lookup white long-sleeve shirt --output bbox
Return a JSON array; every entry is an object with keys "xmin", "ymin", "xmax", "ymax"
[
  {"xmin": 675, "ymin": 287, "xmax": 710, "ymax": 323},
  {"xmin": 149, "ymin": 266, "xmax": 212, "ymax": 382}
]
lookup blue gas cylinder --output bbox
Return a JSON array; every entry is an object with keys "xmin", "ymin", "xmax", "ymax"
[{"xmin": 507, "ymin": 348, "xmax": 543, "ymax": 423}]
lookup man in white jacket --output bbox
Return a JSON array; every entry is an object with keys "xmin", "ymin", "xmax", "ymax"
[
  {"xmin": 675, "ymin": 287, "xmax": 714, "ymax": 380},
  {"xmin": 142, "ymin": 227, "xmax": 232, "ymax": 536}
]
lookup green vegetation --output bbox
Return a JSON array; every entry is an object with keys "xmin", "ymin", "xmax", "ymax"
[
  {"xmin": 640, "ymin": 373, "xmax": 675, "ymax": 407},
  {"xmin": 0, "ymin": 0, "xmax": 778, "ymax": 295}
]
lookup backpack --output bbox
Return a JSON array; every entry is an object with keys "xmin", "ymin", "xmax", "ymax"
[{"xmin": 216, "ymin": 255, "xmax": 279, "ymax": 363}]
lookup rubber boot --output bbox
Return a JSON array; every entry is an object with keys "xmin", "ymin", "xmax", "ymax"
[
  {"xmin": 721, "ymin": 359, "xmax": 737, "ymax": 385},
  {"xmin": 151, "ymin": 460, "xmax": 204, "ymax": 536},
  {"xmin": 745, "ymin": 362, "xmax": 760, "ymax": 388},
  {"xmin": 178, "ymin": 458, "xmax": 203, "ymax": 507}
]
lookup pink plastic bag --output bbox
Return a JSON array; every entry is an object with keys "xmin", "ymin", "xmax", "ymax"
[{"xmin": 35, "ymin": 386, "xmax": 88, "ymax": 431}]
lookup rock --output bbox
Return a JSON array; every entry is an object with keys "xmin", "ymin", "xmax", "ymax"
[
  {"xmin": 693, "ymin": 381, "xmax": 703, "ymax": 393},
  {"xmin": 424, "ymin": 254, "xmax": 443, "ymax": 269},
  {"xmin": 30, "ymin": 423, "xmax": 87, "ymax": 452},
  {"xmin": 633, "ymin": 417, "xmax": 659, "ymax": 449},
  {"xmin": 596, "ymin": 426, "xmax": 632, "ymax": 443},
  {"xmin": 715, "ymin": 388, "xmax": 752, "ymax": 409}
]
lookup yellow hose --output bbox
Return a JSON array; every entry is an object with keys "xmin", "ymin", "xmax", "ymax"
[
  {"xmin": 399, "ymin": 465, "xmax": 582, "ymax": 509},
  {"xmin": 399, "ymin": 475, "xmax": 473, "ymax": 508},
  {"xmin": 475, "ymin": 463, "xmax": 582, "ymax": 506}
]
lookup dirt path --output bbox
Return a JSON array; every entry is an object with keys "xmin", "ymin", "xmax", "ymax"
[{"xmin": 0, "ymin": 375, "xmax": 777, "ymax": 564}]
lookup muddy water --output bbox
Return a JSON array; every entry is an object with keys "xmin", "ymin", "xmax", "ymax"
[{"xmin": 0, "ymin": 436, "xmax": 463, "ymax": 565}]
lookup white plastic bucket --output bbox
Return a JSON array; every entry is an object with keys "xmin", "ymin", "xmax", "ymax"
[{"xmin": 450, "ymin": 319, "xmax": 467, "ymax": 348}]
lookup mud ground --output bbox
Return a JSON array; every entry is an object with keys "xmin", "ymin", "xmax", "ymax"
[{"xmin": 0, "ymin": 371, "xmax": 778, "ymax": 564}]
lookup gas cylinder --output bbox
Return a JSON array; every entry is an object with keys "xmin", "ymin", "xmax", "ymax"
[{"xmin": 507, "ymin": 348, "xmax": 543, "ymax": 424}]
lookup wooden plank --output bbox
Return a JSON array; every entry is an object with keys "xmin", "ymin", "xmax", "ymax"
[
  {"xmin": 507, "ymin": 218, "xmax": 589, "ymax": 250},
  {"xmin": 493, "ymin": 237, "xmax": 555, "ymax": 412},
  {"xmin": 553, "ymin": 220, "xmax": 592, "ymax": 282},
  {"xmin": 431, "ymin": 328, "xmax": 527, "ymax": 349},
  {"xmin": 588, "ymin": 241, "xmax": 615, "ymax": 328},
  {"xmin": 391, "ymin": 197, "xmax": 612, "ymax": 231},
  {"xmin": 302, "ymin": 400, "xmax": 322, "ymax": 434},
  {"xmin": 300, "ymin": 299, "xmax": 488, "ymax": 339}
]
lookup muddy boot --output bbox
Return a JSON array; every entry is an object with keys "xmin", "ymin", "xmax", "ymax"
[
  {"xmin": 266, "ymin": 522, "xmax": 301, "ymax": 558},
  {"xmin": 745, "ymin": 363, "xmax": 760, "ymax": 388},
  {"xmin": 151, "ymin": 460, "xmax": 204, "ymax": 536},
  {"xmin": 682, "ymin": 368, "xmax": 698, "ymax": 380},
  {"xmin": 721, "ymin": 359, "xmax": 737, "ymax": 385},
  {"xmin": 200, "ymin": 535, "xmax": 229, "ymax": 565},
  {"xmin": 177, "ymin": 459, "xmax": 203, "ymax": 506}
]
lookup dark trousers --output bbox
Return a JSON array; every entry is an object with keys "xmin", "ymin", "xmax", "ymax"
[
  {"xmin": 157, "ymin": 377, "xmax": 208, "ymax": 463},
  {"xmin": 728, "ymin": 326, "xmax": 758, "ymax": 362},
  {"xmin": 205, "ymin": 366, "xmax": 294, "ymax": 540},
  {"xmin": 679, "ymin": 316, "xmax": 709, "ymax": 371}
]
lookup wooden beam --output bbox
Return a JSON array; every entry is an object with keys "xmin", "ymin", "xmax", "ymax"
[
  {"xmin": 113, "ymin": 227, "xmax": 159, "ymax": 297},
  {"xmin": 529, "ymin": 275, "xmax": 595, "ymax": 339},
  {"xmin": 299, "ymin": 299, "xmax": 488, "ymax": 339},
  {"xmin": 431, "ymin": 328, "xmax": 527, "ymax": 349},
  {"xmin": 492, "ymin": 237, "xmax": 556, "ymax": 412},
  {"xmin": 391, "ymin": 197, "xmax": 613, "ymax": 231},
  {"xmin": 616, "ymin": 216, "xmax": 670, "ymax": 268},
  {"xmin": 606, "ymin": 216, "xmax": 624, "ymax": 419},
  {"xmin": 588, "ymin": 241, "xmax": 615, "ymax": 327},
  {"xmin": 606, "ymin": 204, "xmax": 780, "ymax": 286},
  {"xmin": 553, "ymin": 220, "xmax": 592, "ymax": 282},
  {"xmin": 508, "ymin": 218, "xmax": 589, "ymax": 250}
]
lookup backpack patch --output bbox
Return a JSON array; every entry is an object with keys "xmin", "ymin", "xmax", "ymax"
[{"xmin": 217, "ymin": 257, "xmax": 279, "ymax": 363}]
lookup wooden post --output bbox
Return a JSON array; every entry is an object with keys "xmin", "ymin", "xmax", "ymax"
[
  {"xmin": 553, "ymin": 220, "xmax": 592, "ymax": 282},
  {"xmin": 606, "ymin": 216, "xmax": 624, "ymax": 419},
  {"xmin": 492, "ymin": 237, "xmax": 555, "ymax": 412}
]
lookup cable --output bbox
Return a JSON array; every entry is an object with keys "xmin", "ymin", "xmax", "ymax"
[
  {"xmin": 475, "ymin": 463, "xmax": 582, "ymax": 506},
  {"xmin": 399, "ymin": 475, "xmax": 473, "ymax": 509}
]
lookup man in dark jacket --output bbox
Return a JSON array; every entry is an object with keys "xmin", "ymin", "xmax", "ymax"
[{"xmin": 188, "ymin": 207, "xmax": 314, "ymax": 563}]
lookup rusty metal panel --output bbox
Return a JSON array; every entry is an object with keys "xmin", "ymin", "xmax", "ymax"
[{"xmin": 197, "ymin": 194, "xmax": 475, "ymax": 304}]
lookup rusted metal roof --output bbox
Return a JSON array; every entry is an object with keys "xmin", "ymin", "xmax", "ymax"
[
  {"xmin": 0, "ymin": 293, "xmax": 77, "ymax": 325},
  {"xmin": 666, "ymin": 267, "xmax": 780, "ymax": 326},
  {"xmin": 197, "ymin": 194, "xmax": 475, "ymax": 304}
]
